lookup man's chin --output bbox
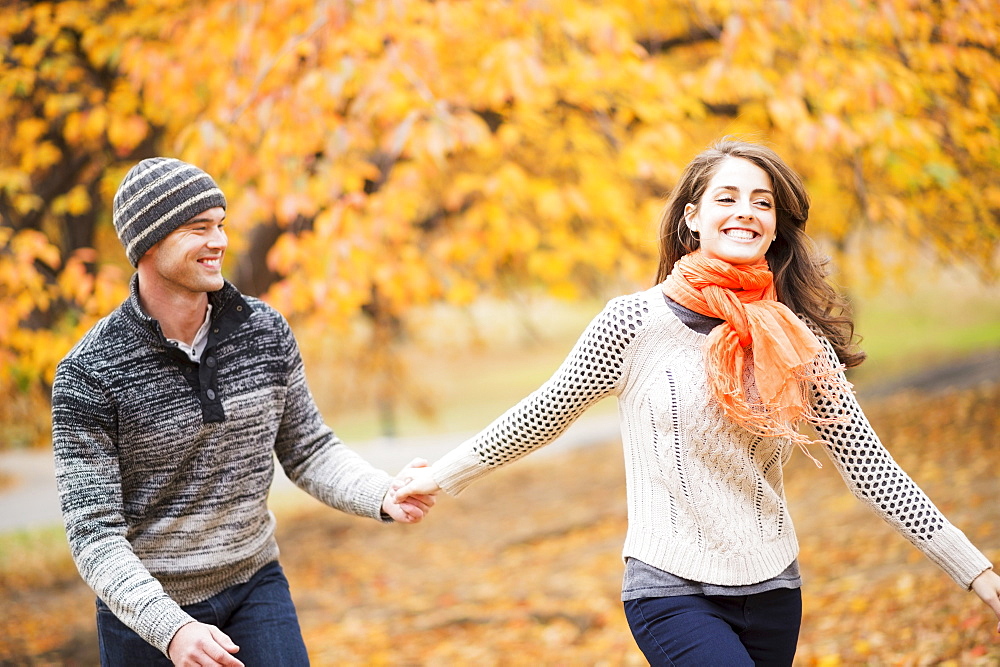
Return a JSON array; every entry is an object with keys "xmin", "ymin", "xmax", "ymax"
[{"xmin": 198, "ymin": 276, "xmax": 225, "ymax": 292}]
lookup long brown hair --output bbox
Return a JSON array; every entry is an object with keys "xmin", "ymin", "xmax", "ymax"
[{"xmin": 655, "ymin": 139, "xmax": 866, "ymax": 368}]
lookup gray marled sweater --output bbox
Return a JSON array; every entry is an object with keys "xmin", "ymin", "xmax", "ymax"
[{"xmin": 52, "ymin": 276, "xmax": 393, "ymax": 656}]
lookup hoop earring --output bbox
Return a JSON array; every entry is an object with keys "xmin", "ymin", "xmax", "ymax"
[{"xmin": 675, "ymin": 225, "xmax": 699, "ymax": 251}]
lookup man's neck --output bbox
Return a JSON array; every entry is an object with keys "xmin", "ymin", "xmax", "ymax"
[{"xmin": 136, "ymin": 279, "xmax": 212, "ymax": 345}]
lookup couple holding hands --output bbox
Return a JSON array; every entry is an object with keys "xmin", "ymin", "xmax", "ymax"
[{"xmin": 53, "ymin": 140, "xmax": 999, "ymax": 666}]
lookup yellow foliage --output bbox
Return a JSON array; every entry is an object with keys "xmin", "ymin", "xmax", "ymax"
[{"xmin": 2, "ymin": 0, "xmax": 1000, "ymax": 429}]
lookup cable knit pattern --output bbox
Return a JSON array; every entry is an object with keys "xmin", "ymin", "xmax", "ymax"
[
  {"xmin": 51, "ymin": 278, "xmax": 393, "ymax": 656},
  {"xmin": 432, "ymin": 284, "xmax": 991, "ymax": 589}
]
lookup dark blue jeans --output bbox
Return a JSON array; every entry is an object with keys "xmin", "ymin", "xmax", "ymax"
[
  {"xmin": 624, "ymin": 588, "xmax": 802, "ymax": 666},
  {"xmin": 96, "ymin": 560, "xmax": 309, "ymax": 666}
]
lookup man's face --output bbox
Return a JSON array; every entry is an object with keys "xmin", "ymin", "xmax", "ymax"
[{"xmin": 141, "ymin": 207, "xmax": 227, "ymax": 295}]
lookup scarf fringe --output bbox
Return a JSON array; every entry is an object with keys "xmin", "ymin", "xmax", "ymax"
[
  {"xmin": 708, "ymin": 352, "xmax": 853, "ymax": 468},
  {"xmin": 663, "ymin": 251, "xmax": 855, "ymax": 467}
]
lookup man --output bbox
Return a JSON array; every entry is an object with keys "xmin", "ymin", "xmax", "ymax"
[{"xmin": 51, "ymin": 158, "xmax": 434, "ymax": 666}]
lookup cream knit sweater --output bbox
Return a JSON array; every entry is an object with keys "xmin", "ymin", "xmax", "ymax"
[{"xmin": 432, "ymin": 285, "xmax": 992, "ymax": 589}]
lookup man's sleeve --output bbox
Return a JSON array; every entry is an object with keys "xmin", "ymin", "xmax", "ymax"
[
  {"xmin": 269, "ymin": 317, "xmax": 393, "ymax": 520},
  {"xmin": 51, "ymin": 360, "xmax": 194, "ymax": 656}
]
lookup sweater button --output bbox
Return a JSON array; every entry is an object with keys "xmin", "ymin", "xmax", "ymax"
[
  {"xmin": 206, "ymin": 389, "xmax": 216, "ymax": 400},
  {"xmin": 206, "ymin": 356, "xmax": 217, "ymax": 368}
]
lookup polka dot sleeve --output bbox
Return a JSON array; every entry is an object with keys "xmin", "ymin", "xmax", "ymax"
[
  {"xmin": 809, "ymin": 336, "xmax": 992, "ymax": 587},
  {"xmin": 432, "ymin": 294, "xmax": 645, "ymax": 493}
]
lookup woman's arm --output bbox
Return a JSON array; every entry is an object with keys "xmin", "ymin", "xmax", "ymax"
[
  {"xmin": 398, "ymin": 293, "xmax": 646, "ymax": 499},
  {"xmin": 807, "ymin": 337, "xmax": 994, "ymax": 590}
]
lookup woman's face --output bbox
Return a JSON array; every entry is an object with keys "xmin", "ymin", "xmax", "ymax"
[{"xmin": 684, "ymin": 157, "xmax": 777, "ymax": 265}]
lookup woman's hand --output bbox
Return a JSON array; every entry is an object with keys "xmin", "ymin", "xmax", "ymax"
[
  {"xmin": 970, "ymin": 568, "xmax": 1000, "ymax": 633},
  {"xmin": 393, "ymin": 465, "xmax": 442, "ymax": 505},
  {"xmin": 381, "ymin": 458, "xmax": 437, "ymax": 523}
]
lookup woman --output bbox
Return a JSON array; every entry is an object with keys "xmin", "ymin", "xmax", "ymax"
[{"xmin": 395, "ymin": 139, "xmax": 1000, "ymax": 665}]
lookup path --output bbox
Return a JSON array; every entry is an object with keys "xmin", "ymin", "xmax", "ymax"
[
  {"xmin": 0, "ymin": 410, "xmax": 620, "ymax": 534},
  {"xmin": 2, "ymin": 347, "xmax": 996, "ymax": 534}
]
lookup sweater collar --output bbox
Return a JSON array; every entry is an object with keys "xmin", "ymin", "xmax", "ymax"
[{"xmin": 122, "ymin": 273, "xmax": 250, "ymax": 347}]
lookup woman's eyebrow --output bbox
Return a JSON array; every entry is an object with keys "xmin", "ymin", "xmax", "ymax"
[{"xmin": 712, "ymin": 185, "xmax": 774, "ymax": 195}]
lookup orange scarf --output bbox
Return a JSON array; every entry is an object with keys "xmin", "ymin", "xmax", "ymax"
[{"xmin": 662, "ymin": 251, "xmax": 849, "ymax": 460}]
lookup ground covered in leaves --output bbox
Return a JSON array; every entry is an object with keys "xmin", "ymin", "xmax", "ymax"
[{"xmin": 2, "ymin": 383, "xmax": 998, "ymax": 666}]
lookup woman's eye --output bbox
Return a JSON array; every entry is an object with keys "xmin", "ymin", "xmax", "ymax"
[
  {"xmin": 717, "ymin": 197, "xmax": 735, "ymax": 203},
  {"xmin": 754, "ymin": 200, "xmax": 772, "ymax": 208}
]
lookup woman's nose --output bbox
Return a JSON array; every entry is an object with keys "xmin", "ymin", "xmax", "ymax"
[{"xmin": 735, "ymin": 199, "xmax": 755, "ymax": 219}]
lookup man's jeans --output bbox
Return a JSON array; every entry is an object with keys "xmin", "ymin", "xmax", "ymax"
[{"xmin": 96, "ymin": 560, "xmax": 309, "ymax": 666}]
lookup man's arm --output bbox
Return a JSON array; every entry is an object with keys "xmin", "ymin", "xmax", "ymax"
[
  {"xmin": 270, "ymin": 316, "xmax": 398, "ymax": 519},
  {"xmin": 52, "ymin": 360, "xmax": 194, "ymax": 657},
  {"xmin": 167, "ymin": 622, "xmax": 243, "ymax": 666}
]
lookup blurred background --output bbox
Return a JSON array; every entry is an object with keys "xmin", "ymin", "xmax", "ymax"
[{"xmin": 1, "ymin": 0, "xmax": 997, "ymax": 664}]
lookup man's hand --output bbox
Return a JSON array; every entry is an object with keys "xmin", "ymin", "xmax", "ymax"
[
  {"xmin": 168, "ymin": 621, "xmax": 243, "ymax": 666},
  {"xmin": 381, "ymin": 458, "xmax": 437, "ymax": 523}
]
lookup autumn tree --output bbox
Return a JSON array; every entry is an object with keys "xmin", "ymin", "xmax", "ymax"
[
  {"xmin": 2, "ymin": 0, "xmax": 998, "ymax": 443},
  {"xmin": 0, "ymin": 1, "xmax": 171, "ymax": 443}
]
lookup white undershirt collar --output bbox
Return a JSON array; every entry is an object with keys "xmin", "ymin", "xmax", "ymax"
[{"xmin": 167, "ymin": 303, "xmax": 213, "ymax": 362}]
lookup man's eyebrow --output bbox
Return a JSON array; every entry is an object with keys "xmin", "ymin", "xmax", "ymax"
[{"xmin": 182, "ymin": 215, "xmax": 226, "ymax": 225}]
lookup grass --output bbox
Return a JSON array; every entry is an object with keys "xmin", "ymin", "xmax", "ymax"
[
  {"xmin": 303, "ymin": 295, "xmax": 616, "ymax": 442},
  {"xmin": 0, "ymin": 525, "xmax": 77, "ymax": 591},
  {"xmin": 849, "ymin": 266, "xmax": 1000, "ymax": 380}
]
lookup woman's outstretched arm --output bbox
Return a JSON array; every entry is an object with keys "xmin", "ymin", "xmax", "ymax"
[{"xmin": 395, "ymin": 292, "xmax": 647, "ymax": 501}]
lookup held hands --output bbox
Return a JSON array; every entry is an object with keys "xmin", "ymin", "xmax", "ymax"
[
  {"xmin": 168, "ymin": 621, "xmax": 243, "ymax": 666},
  {"xmin": 393, "ymin": 464, "xmax": 442, "ymax": 504},
  {"xmin": 971, "ymin": 569, "xmax": 1000, "ymax": 633},
  {"xmin": 381, "ymin": 458, "xmax": 438, "ymax": 523}
]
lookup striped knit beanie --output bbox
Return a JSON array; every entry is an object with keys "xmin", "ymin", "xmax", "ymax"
[{"xmin": 113, "ymin": 158, "xmax": 227, "ymax": 266}]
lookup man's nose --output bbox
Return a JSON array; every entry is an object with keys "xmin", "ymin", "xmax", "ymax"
[{"xmin": 206, "ymin": 226, "xmax": 227, "ymax": 248}]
